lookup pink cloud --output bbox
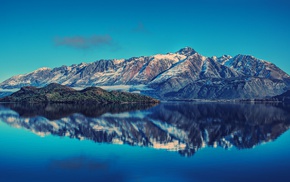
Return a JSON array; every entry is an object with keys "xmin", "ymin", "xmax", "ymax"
[{"xmin": 54, "ymin": 35, "xmax": 113, "ymax": 49}]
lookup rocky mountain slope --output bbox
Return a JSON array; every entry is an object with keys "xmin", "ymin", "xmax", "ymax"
[
  {"xmin": 0, "ymin": 83, "xmax": 159, "ymax": 103},
  {"xmin": 273, "ymin": 89, "xmax": 290, "ymax": 103},
  {"xmin": 1, "ymin": 47, "xmax": 289, "ymax": 99},
  {"xmin": 1, "ymin": 102, "xmax": 289, "ymax": 157}
]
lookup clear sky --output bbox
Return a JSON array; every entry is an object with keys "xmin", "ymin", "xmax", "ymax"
[{"xmin": 1, "ymin": 0, "xmax": 290, "ymax": 82}]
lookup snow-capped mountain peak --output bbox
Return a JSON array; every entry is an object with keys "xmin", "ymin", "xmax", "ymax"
[
  {"xmin": 0, "ymin": 47, "xmax": 289, "ymax": 99},
  {"xmin": 214, "ymin": 55, "xmax": 233, "ymax": 65},
  {"xmin": 176, "ymin": 47, "xmax": 197, "ymax": 56},
  {"xmin": 34, "ymin": 67, "xmax": 52, "ymax": 72}
]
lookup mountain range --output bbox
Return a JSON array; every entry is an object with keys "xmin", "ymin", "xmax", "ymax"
[
  {"xmin": 1, "ymin": 47, "xmax": 289, "ymax": 100},
  {"xmin": 1, "ymin": 102, "xmax": 289, "ymax": 157}
]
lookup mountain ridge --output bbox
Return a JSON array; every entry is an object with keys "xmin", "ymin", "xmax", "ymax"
[
  {"xmin": 1, "ymin": 102, "xmax": 289, "ymax": 157},
  {"xmin": 1, "ymin": 47, "xmax": 289, "ymax": 100},
  {"xmin": 0, "ymin": 83, "xmax": 159, "ymax": 103}
]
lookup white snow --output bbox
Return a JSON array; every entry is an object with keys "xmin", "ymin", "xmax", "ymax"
[
  {"xmin": 49, "ymin": 121, "xmax": 60, "ymax": 130},
  {"xmin": 154, "ymin": 53, "xmax": 186, "ymax": 62},
  {"xmin": 112, "ymin": 138, "xmax": 124, "ymax": 145},
  {"xmin": 51, "ymin": 73, "xmax": 62, "ymax": 82},
  {"xmin": 151, "ymin": 119, "xmax": 188, "ymax": 141},
  {"xmin": 92, "ymin": 125, "xmax": 104, "ymax": 131},
  {"xmin": 150, "ymin": 57, "xmax": 189, "ymax": 83},
  {"xmin": 6, "ymin": 117, "xmax": 16, "ymax": 123},
  {"xmin": 31, "ymin": 131, "xmax": 49, "ymax": 137},
  {"xmin": 201, "ymin": 59, "xmax": 208, "ymax": 73},
  {"xmin": 113, "ymin": 59, "xmax": 125, "ymax": 65},
  {"xmin": 33, "ymin": 67, "xmax": 52, "ymax": 72},
  {"xmin": 102, "ymin": 111, "xmax": 150, "ymax": 119},
  {"xmin": 223, "ymin": 58, "xmax": 234, "ymax": 67},
  {"xmin": 152, "ymin": 140, "xmax": 186, "ymax": 151},
  {"xmin": 98, "ymin": 84, "xmax": 153, "ymax": 92}
]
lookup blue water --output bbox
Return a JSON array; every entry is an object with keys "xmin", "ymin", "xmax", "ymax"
[{"xmin": 0, "ymin": 102, "xmax": 290, "ymax": 182}]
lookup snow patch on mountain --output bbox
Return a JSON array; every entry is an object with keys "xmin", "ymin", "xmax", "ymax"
[
  {"xmin": 201, "ymin": 59, "xmax": 208, "ymax": 73},
  {"xmin": 102, "ymin": 111, "xmax": 151, "ymax": 119},
  {"xmin": 223, "ymin": 57, "xmax": 235, "ymax": 67},
  {"xmin": 151, "ymin": 119, "xmax": 188, "ymax": 142},
  {"xmin": 154, "ymin": 53, "xmax": 187, "ymax": 62},
  {"xmin": 150, "ymin": 57, "xmax": 189, "ymax": 83},
  {"xmin": 34, "ymin": 67, "xmax": 51, "ymax": 71}
]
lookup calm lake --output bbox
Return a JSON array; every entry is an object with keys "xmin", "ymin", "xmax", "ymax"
[{"xmin": 0, "ymin": 102, "xmax": 290, "ymax": 182}]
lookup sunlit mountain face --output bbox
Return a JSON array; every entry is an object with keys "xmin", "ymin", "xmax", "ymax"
[
  {"xmin": 1, "ymin": 102, "xmax": 289, "ymax": 157},
  {"xmin": 1, "ymin": 47, "xmax": 290, "ymax": 100}
]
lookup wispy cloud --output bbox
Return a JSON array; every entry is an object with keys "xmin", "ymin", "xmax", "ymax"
[
  {"xmin": 48, "ymin": 155, "xmax": 127, "ymax": 181},
  {"xmin": 132, "ymin": 22, "xmax": 150, "ymax": 33},
  {"xmin": 54, "ymin": 35, "xmax": 113, "ymax": 49}
]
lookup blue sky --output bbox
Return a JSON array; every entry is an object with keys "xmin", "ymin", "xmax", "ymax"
[{"xmin": 1, "ymin": 0, "xmax": 290, "ymax": 82}]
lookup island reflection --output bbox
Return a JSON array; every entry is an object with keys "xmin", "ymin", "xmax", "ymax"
[{"xmin": 0, "ymin": 102, "xmax": 290, "ymax": 157}]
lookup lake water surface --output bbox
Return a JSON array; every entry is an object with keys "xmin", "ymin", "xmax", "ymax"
[{"xmin": 0, "ymin": 102, "xmax": 290, "ymax": 182}]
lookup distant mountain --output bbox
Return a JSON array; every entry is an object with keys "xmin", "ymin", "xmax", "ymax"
[
  {"xmin": 0, "ymin": 83, "xmax": 159, "ymax": 103},
  {"xmin": 1, "ymin": 47, "xmax": 289, "ymax": 100},
  {"xmin": 1, "ymin": 102, "xmax": 289, "ymax": 157},
  {"xmin": 0, "ymin": 91, "xmax": 12, "ymax": 98}
]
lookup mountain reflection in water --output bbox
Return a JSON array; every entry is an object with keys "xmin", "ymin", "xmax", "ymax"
[{"xmin": 0, "ymin": 102, "xmax": 290, "ymax": 157}]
